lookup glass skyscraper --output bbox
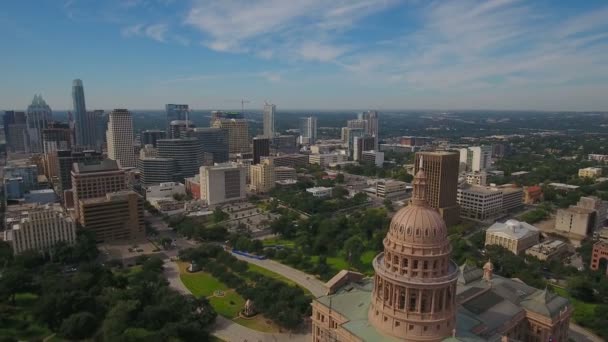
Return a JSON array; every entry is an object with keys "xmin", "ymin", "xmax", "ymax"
[
  {"xmin": 26, "ymin": 94, "xmax": 52, "ymax": 153},
  {"xmin": 165, "ymin": 104, "xmax": 189, "ymax": 131},
  {"xmin": 72, "ymin": 79, "xmax": 89, "ymax": 147}
]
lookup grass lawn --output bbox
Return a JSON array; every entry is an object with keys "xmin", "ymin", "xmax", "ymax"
[
  {"xmin": 0, "ymin": 293, "xmax": 53, "ymax": 341},
  {"xmin": 209, "ymin": 291, "xmax": 246, "ymax": 318},
  {"xmin": 262, "ymin": 237, "xmax": 296, "ymax": 248},
  {"xmin": 178, "ymin": 262, "xmax": 228, "ymax": 298},
  {"xmin": 553, "ymin": 287, "xmax": 597, "ymax": 323}
]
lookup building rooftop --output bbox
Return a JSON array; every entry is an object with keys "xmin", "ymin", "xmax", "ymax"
[
  {"xmin": 560, "ymin": 206, "xmax": 595, "ymax": 215},
  {"xmin": 486, "ymin": 219, "xmax": 539, "ymax": 240},
  {"xmin": 73, "ymin": 159, "xmax": 120, "ymax": 173},
  {"xmin": 314, "ymin": 263, "xmax": 570, "ymax": 342}
]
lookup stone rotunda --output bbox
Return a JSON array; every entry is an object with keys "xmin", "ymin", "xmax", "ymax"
[{"xmin": 368, "ymin": 164, "xmax": 459, "ymax": 341}]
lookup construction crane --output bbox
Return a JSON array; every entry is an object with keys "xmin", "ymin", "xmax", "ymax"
[{"xmin": 225, "ymin": 99, "xmax": 250, "ymax": 115}]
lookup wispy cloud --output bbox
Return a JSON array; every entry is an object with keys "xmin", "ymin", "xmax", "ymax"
[
  {"xmin": 161, "ymin": 71, "xmax": 283, "ymax": 84},
  {"xmin": 184, "ymin": 0, "xmax": 396, "ymax": 61}
]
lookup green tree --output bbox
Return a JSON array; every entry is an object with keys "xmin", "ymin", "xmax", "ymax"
[
  {"xmin": 59, "ymin": 311, "xmax": 98, "ymax": 340},
  {"xmin": 344, "ymin": 236, "xmax": 365, "ymax": 267}
]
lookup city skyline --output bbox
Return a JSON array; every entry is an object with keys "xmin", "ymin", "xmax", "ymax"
[{"xmin": 1, "ymin": 1, "xmax": 608, "ymax": 111}]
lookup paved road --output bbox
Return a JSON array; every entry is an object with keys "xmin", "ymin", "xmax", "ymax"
[
  {"xmin": 569, "ymin": 322, "xmax": 604, "ymax": 342},
  {"xmin": 231, "ymin": 252, "xmax": 327, "ymax": 298},
  {"xmin": 163, "ymin": 259, "xmax": 310, "ymax": 342}
]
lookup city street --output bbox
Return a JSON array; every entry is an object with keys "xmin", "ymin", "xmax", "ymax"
[{"xmin": 231, "ymin": 252, "xmax": 327, "ymax": 297}]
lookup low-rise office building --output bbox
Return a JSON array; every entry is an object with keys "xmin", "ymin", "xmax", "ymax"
[
  {"xmin": 274, "ymin": 166, "xmax": 297, "ymax": 181},
  {"xmin": 591, "ymin": 241, "xmax": 608, "ymax": 275},
  {"xmin": 555, "ymin": 206, "xmax": 595, "ymax": 237},
  {"xmin": 306, "ymin": 186, "xmax": 333, "ymax": 198},
  {"xmin": 360, "ymin": 150, "xmax": 384, "ymax": 167},
  {"xmin": 250, "ymin": 159, "xmax": 275, "ymax": 193},
  {"xmin": 465, "ymin": 171, "xmax": 487, "ymax": 186},
  {"xmin": 199, "ymin": 163, "xmax": 246, "ymax": 206},
  {"xmin": 3, "ymin": 204, "xmax": 76, "ymax": 255},
  {"xmin": 270, "ymin": 154, "xmax": 309, "ymax": 168},
  {"xmin": 145, "ymin": 182, "xmax": 185, "ymax": 199},
  {"xmin": 309, "ymin": 153, "xmax": 347, "ymax": 167},
  {"xmin": 485, "ymin": 219, "xmax": 540, "ymax": 255},
  {"xmin": 375, "ymin": 180, "xmax": 408, "ymax": 199},
  {"xmin": 79, "ymin": 191, "xmax": 145, "ymax": 243},
  {"xmin": 579, "ymin": 167, "xmax": 603, "ymax": 178},
  {"xmin": 524, "ymin": 185, "xmax": 543, "ymax": 204},
  {"xmin": 457, "ymin": 185, "xmax": 503, "ymax": 220},
  {"xmin": 526, "ymin": 240, "xmax": 569, "ymax": 261}
]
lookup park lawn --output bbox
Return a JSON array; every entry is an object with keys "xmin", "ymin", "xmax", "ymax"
[
  {"xmin": 209, "ymin": 291, "xmax": 246, "ymax": 318},
  {"xmin": 262, "ymin": 237, "xmax": 296, "ymax": 248},
  {"xmin": 233, "ymin": 316, "xmax": 280, "ymax": 333},
  {"xmin": 0, "ymin": 293, "xmax": 53, "ymax": 341},
  {"xmin": 179, "ymin": 261, "xmax": 228, "ymax": 298},
  {"xmin": 553, "ymin": 287, "xmax": 597, "ymax": 323}
]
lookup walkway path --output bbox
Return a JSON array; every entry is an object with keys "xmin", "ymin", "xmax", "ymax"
[
  {"xmin": 231, "ymin": 252, "xmax": 327, "ymax": 297},
  {"xmin": 163, "ymin": 260, "xmax": 309, "ymax": 342}
]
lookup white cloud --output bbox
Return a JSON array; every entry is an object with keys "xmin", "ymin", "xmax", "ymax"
[
  {"xmin": 122, "ymin": 23, "xmax": 183, "ymax": 44},
  {"xmin": 184, "ymin": 0, "xmax": 395, "ymax": 61},
  {"xmin": 143, "ymin": 23, "xmax": 168, "ymax": 42}
]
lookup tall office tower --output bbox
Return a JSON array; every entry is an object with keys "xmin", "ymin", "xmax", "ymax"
[
  {"xmin": 169, "ymin": 120, "xmax": 195, "ymax": 138},
  {"xmin": 250, "ymin": 158, "xmax": 275, "ymax": 193},
  {"xmin": 157, "ymin": 138, "xmax": 207, "ymax": 181},
  {"xmin": 188, "ymin": 127, "xmax": 229, "ymax": 163},
  {"xmin": 341, "ymin": 127, "xmax": 364, "ymax": 157},
  {"xmin": 165, "ymin": 104, "xmax": 189, "ymax": 131},
  {"xmin": 347, "ymin": 119, "xmax": 368, "ymax": 130},
  {"xmin": 299, "ymin": 116, "xmax": 317, "ymax": 145},
  {"xmin": 72, "ymin": 79, "xmax": 91, "ymax": 147},
  {"xmin": 4, "ymin": 111, "xmax": 28, "ymax": 152},
  {"xmin": 263, "ymin": 102, "xmax": 276, "ymax": 138},
  {"xmin": 199, "ymin": 163, "xmax": 246, "ymax": 206},
  {"xmin": 57, "ymin": 150, "xmax": 104, "ymax": 195},
  {"xmin": 271, "ymin": 135, "xmax": 298, "ymax": 154},
  {"xmin": 459, "ymin": 146, "xmax": 493, "ymax": 172},
  {"xmin": 361, "ymin": 110, "xmax": 379, "ymax": 149},
  {"xmin": 353, "ymin": 135, "xmax": 376, "ymax": 161},
  {"xmin": 211, "ymin": 114, "xmax": 250, "ymax": 154},
  {"xmin": 71, "ymin": 159, "xmax": 128, "ymax": 219},
  {"xmin": 42, "ymin": 122, "xmax": 71, "ymax": 153},
  {"xmin": 26, "ymin": 94, "xmax": 52, "ymax": 153},
  {"xmin": 5, "ymin": 204, "xmax": 77, "ymax": 255},
  {"xmin": 107, "ymin": 109, "xmax": 136, "ymax": 168},
  {"xmin": 85, "ymin": 110, "xmax": 105, "ymax": 149},
  {"xmin": 252, "ymin": 137, "xmax": 270, "ymax": 164},
  {"xmin": 141, "ymin": 130, "xmax": 167, "ymax": 147},
  {"xmin": 415, "ymin": 151, "xmax": 460, "ymax": 226}
]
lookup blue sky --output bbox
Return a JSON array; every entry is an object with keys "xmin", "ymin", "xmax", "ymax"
[{"xmin": 2, "ymin": 0, "xmax": 608, "ymax": 111}]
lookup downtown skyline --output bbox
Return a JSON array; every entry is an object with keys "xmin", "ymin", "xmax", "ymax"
[{"xmin": 2, "ymin": 0, "xmax": 608, "ymax": 111}]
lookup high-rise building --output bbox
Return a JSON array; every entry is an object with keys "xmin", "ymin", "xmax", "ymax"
[
  {"xmin": 347, "ymin": 118, "xmax": 367, "ymax": 130},
  {"xmin": 353, "ymin": 135, "xmax": 376, "ymax": 161},
  {"xmin": 107, "ymin": 109, "xmax": 136, "ymax": 168},
  {"xmin": 252, "ymin": 137, "xmax": 270, "ymax": 164},
  {"xmin": 26, "ymin": 94, "xmax": 52, "ymax": 153},
  {"xmin": 459, "ymin": 146, "xmax": 493, "ymax": 172},
  {"xmin": 165, "ymin": 104, "xmax": 189, "ymax": 131},
  {"xmin": 42, "ymin": 122, "xmax": 71, "ymax": 153},
  {"xmin": 199, "ymin": 163, "xmax": 246, "ymax": 206},
  {"xmin": 138, "ymin": 156, "xmax": 176, "ymax": 186},
  {"xmin": 250, "ymin": 158, "xmax": 275, "ymax": 193},
  {"xmin": 72, "ymin": 79, "xmax": 92, "ymax": 147},
  {"xmin": 211, "ymin": 114, "xmax": 250, "ymax": 154},
  {"xmin": 157, "ymin": 138, "xmax": 207, "ymax": 181},
  {"xmin": 3, "ymin": 204, "xmax": 76, "ymax": 255},
  {"xmin": 57, "ymin": 150, "xmax": 103, "ymax": 195},
  {"xmin": 270, "ymin": 135, "xmax": 298, "ymax": 154},
  {"xmin": 299, "ymin": 116, "xmax": 317, "ymax": 144},
  {"xmin": 141, "ymin": 130, "xmax": 167, "ymax": 147},
  {"xmin": 4, "ymin": 111, "xmax": 28, "ymax": 153},
  {"xmin": 188, "ymin": 127, "xmax": 229, "ymax": 164},
  {"xmin": 361, "ymin": 110, "xmax": 379, "ymax": 149},
  {"xmin": 86, "ymin": 110, "xmax": 105, "ymax": 149},
  {"xmin": 341, "ymin": 127, "xmax": 364, "ymax": 157},
  {"xmin": 79, "ymin": 190, "xmax": 145, "ymax": 243},
  {"xmin": 169, "ymin": 120, "xmax": 195, "ymax": 139},
  {"xmin": 415, "ymin": 151, "xmax": 460, "ymax": 226},
  {"xmin": 263, "ymin": 102, "xmax": 276, "ymax": 138},
  {"xmin": 71, "ymin": 159, "xmax": 128, "ymax": 219}
]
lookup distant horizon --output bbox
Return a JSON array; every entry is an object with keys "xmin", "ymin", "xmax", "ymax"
[{"xmin": 2, "ymin": 1, "xmax": 608, "ymax": 110}]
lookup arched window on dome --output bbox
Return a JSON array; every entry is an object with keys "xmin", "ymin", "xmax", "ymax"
[
  {"xmin": 416, "ymin": 228, "xmax": 420, "ymax": 236},
  {"xmin": 408, "ymin": 292, "xmax": 417, "ymax": 312}
]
